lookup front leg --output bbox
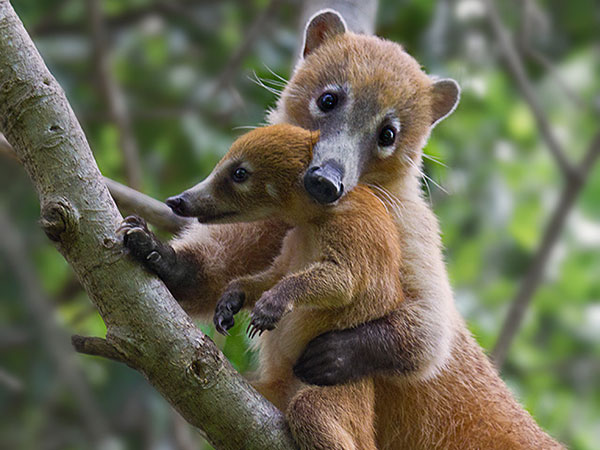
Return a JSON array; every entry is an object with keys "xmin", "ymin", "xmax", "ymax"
[
  {"xmin": 119, "ymin": 216, "xmax": 289, "ymax": 317},
  {"xmin": 213, "ymin": 253, "xmax": 290, "ymax": 335},
  {"xmin": 118, "ymin": 216, "xmax": 197, "ymax": 300},
  {"xmin": 249, "ymin": 261, "xmax": 354, "ymax": 336}
]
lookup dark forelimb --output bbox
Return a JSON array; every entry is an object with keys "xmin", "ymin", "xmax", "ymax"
[{"xmin": 294, "ymin": 311, "xmax": 420, "ymax": 386}]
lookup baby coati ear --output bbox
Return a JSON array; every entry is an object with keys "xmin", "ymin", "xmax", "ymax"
[
  {"xmin": 430, "ymin": 78, "xmax": 461, "ymax": 127},
  {"xmin": 302, "ymin": 9, "xmax": 347, "ymax": 58}
]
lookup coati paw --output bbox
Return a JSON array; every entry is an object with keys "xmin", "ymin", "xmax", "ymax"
[
  {"xmin": 119, "ymin": 215, "xmax": 153, "ymax": 255},
  {"xmin": 213, "ymin": 289, "xmax": 245, "ymax": 335},
  {"xmin": 293, "ymin": 329, "xmax": 358, "ymax": 386},
  {"xmin": 247, "ymin": 290, "xmax": 288, "ymax": 338},
  {"xmin": 118, "ymin": 216, "xmax": 168, "ymax": 270}
]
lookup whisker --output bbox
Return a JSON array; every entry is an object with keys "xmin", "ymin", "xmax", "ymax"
[
  {"xmin": 367, "ymin": 183, "xmax": 404, "ymax": 218},
  {"xmin": 404, "ymin": 156, "xmax": 433, "ymax": 206},
  {"xmin": 422, "ymin": 153, "xmax": 447, "ymax": 168},
  {"xmin": 232, "ymin": 125, "xmax": 258, "ymax": 130},
  {"xmin": 364, "ymin": 184, "xmax": 390, "ymax": 215},
  {"xmin": 248, "ymin": 71, "xmax": 282, "ymax": 97},
  {"xmin": 256, "ymin": 75, "xmax": 287, "ymax": 89},
  {"xmin": 262, "ymin": 63, "xmax": 289, "ymax": 83},
  {"xmin": 406, "ymin": 156, "xmax": 448, "ymax": 196}
]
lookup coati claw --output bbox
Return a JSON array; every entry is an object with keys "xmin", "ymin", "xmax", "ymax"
[
  {"xmin": 146, "ymin": 251, "xmax": 161, "ymax": 263},
  {"xmin": 120, "ymin": 215, "xmax": 156, "ymax": 260},
  {"xmin": 248, "ymin": 289, "xmax": 288, "ymax": 337},
  {"xmin": 118, "ymin": 215, "xmax": 181, "ymax": 285},
  {"xmin": 213, "ymin": 289, "xmax": 245, "ymax": 335}
]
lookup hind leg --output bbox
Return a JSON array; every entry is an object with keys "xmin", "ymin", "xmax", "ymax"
[
  {"xmin": 251, "ymin": 378, "xmax": 299, "ymax": 411},
  {"xmin": 287, "ymin": 379, "xmax": 376, "ymax": 450}
]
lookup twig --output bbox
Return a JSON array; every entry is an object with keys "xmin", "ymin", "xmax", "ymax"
[
  {"xmin": 0, "ymin": 328, "xmax": 31, "ymax": 351},
  {"xmin": 522, "ymin": 46, "xmax": 589, "ymax": 111},
  {"xmin": 516, "ymin": 0, "xmax": 590, "ymax": 112},
  {"xmin": 72, "ymin": 335, "xmax": 130, "ymax": 365},
  {"xmin": 88, "ymin": 0, "xmax": 143, "ymax": 190},
  {"xmin": 483, "ymin": 0, "xmax": 577, "ymax": 180},
  {"xmin": 492, "ymin": 132, "xmax": 600, "ymax": 368},
  {"xmin": 104, "ymin": 177, "xmax": 192, "ymax": 233},
  {"xmin": 0, "ymin": 366, "xmax": 23, "ymax": 393},
  {"xmin": 31, "ymin": 0, "xmax": 210, "ymax": 36}
]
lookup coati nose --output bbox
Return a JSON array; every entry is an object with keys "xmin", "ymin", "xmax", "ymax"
[
  {"xmin": 303, "ymin": 161, "xmax": 344, "ymax": 204},
  {"xmin": 166, "ymin": 194, "xmax": 189, "ymax": 216}
]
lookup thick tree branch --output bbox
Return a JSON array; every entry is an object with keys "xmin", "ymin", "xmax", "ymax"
[
  {"xmin": 0, "ymin": 2, "xmax": 294, "ymax": 448},
  {"xmin": 483, "ymin": 0, "xmax": 577, "ymax": 180}
]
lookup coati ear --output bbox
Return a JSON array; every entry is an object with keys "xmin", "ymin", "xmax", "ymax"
[
  {"xmin": 430, "ymin": 78, "xmax": 460, "ymax": 127},
  {"xmin": 302, "ymin": 9, "xmax": 347, "ymax": 58}
]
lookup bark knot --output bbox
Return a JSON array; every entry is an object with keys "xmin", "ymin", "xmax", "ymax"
[
  {"xmin": 40, "ymin": 198, "xmax": 78, "ymax": 242},
  {"xmin": 188, "ymin": 344, "xmax": 224, "ymax": 389}
]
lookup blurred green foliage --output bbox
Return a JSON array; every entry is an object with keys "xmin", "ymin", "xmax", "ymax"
[{"xmin": 1, "ymin": 0, "xmax": 599, "ymax": 449}]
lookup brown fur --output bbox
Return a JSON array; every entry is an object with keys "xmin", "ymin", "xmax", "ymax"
[
  {"xmin": 194, "ymin": 124, "xmax": 402, "ymax": 449},
  {"xmin": 151, "ymin": 15, "xmax": 561, "ymax": 450}
]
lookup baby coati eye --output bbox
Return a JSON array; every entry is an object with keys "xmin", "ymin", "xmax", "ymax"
[
  {"xmin": 317, "ymin": 92, "xmax": 338, "ymax": 112},
  {"xmin": 232, "ymin": 167, "xmax": 249, "ymax": 183},
  {"xmin": 378, "ymin": 126, "xmax": 396, "ymax": 147}
]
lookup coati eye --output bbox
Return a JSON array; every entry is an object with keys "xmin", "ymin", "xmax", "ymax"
[
  {"xmin": 232, "ymin": 167, "xmax": 249, "ymax": 183},
  {"xmin": 378, "ymin": 125, "xmax": 396, "ymax": 147},
  {"xmin": 317, "ymin": 92, "xmax": 338, "ymax": 112}
]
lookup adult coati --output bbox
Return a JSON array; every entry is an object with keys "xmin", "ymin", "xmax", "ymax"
[{"xmin": 120, "ymin": 9, "xmax": 561, "ymax": 449}]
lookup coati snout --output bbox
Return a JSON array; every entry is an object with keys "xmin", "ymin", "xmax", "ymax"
[{"xmin": 303, "ymin": 160, "xmax": 344, "ymax": 204}]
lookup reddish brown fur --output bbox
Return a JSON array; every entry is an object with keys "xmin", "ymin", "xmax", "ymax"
[{"xmin": 199, "ymin": 124, "xmax": 403, "ymax": 449}]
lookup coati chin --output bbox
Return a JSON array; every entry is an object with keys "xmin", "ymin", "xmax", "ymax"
[{"xmin": 120, "ymin": 8, "xmax": 562, "ymax": 449}]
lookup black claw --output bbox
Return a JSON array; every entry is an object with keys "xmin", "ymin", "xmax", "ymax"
[{"xmin": 146, "ymin": 250, "xmax": 161, "ymax": 263}]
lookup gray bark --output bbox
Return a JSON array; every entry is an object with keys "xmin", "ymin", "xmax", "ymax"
[{"xmin": 0, "ymin": 2, "xmax": 293, "ymax": 448}]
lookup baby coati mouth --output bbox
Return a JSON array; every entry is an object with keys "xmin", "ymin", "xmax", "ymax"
[{"xmin": 197, "ymin": 211, "xmax": 238, "ymax": 224}]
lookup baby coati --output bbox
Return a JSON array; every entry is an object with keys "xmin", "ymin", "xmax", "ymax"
[
  {"xmin": 120, "ymin": 9, "xmax": 561, "ymax": 449},
  {"xmin": 182, "ymin": 123, "xmax": 403, "ymax": 449}
]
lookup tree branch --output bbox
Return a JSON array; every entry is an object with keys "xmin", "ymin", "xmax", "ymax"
[
  {"xmin": 491, "ymin": 132, "xmax": 600, "ymax": 368},
  {"xmin": 482, "ymin": 0, "xmax": 577, "ymax": 180},
  {"xmin": 104, "ymin": 176, "xmax": 192, "ymax": 233},
  {"xmin": 0, "ymin": 2, "xmax": 294, "ymax": 448},
  {"xmin": 72, "ymin": 334, "xmax": 130, "ymax": 365},
  {"xmin": 211, "ymin": 0, "xmax": 282, "ymax": 97}
]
